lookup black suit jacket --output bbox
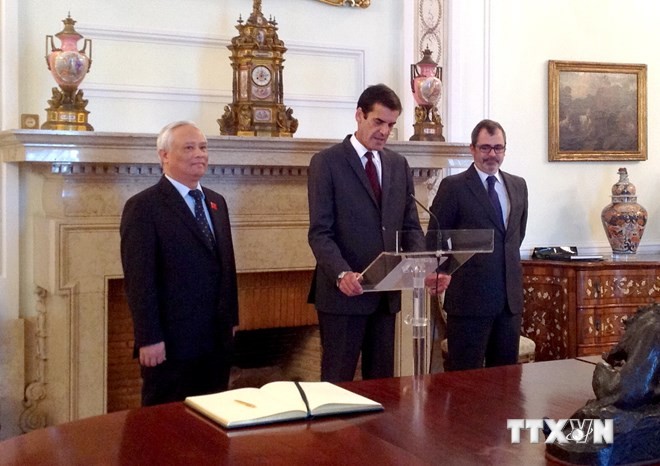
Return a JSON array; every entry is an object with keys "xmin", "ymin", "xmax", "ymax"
[
  {"xmin": 308, "ymin": 135, "xmax": 423, "ymax": 315},
  {"xmin": 429, "ymin": 163, "xmax": 528, "ymax": 316},
  {"xmin": 120, "ymin": 176, "xmax": 238, "ymax": 360}
]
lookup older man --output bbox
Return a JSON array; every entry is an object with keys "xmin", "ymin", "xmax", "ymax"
[{"xmin": 120, "ymin": 121, "xmax": 238, "ymax": 405}]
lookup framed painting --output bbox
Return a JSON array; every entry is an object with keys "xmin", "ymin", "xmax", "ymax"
[{"xmin": 548, "ymin": 60, "xmax": 647, "ymax": 161}]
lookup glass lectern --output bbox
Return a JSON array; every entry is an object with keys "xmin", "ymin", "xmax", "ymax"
[{"xmin": 360, "ymin": 229, "xmax": 494, "ymax": 376}]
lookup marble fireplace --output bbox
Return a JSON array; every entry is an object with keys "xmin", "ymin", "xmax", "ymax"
[{"xmin": 0, "ymin": 130, "xmax": 470, "ymax": 437}]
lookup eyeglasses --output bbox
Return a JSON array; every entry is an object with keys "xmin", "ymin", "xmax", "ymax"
[{"xmin": 476, "ymin": 144, "xmax": 506, "ymax": 155}]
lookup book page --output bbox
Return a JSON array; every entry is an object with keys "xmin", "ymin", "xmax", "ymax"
[
  {"xmin": 186, "ymin": 381, "xmax": 382, "ymax": 428},
  {"xmin": 185, "ymin": 386, "xmax": 306, "ymax": 428},
  {"xmin": 293, "ymin": 382, "xmax": 382, "ymax": 416}
]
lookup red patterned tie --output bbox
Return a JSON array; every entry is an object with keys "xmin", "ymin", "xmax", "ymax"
[{"xmin": 364, "ymin": 151, "xmax": 381, "ymax": 205}]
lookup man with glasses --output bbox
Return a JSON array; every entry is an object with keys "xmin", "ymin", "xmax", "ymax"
[{"xmin": 428, "ymin": 119, "xmax": 528, "ymax": 371}]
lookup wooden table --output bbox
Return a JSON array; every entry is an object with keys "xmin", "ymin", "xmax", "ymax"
[{"xmin": 0, "ymin": 359, "xmax": 597, "ymax": 465}]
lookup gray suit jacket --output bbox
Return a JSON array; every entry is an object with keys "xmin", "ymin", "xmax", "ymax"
[
  {"xmin": 429, "ymin": 163, "xmax": 528, "ymax": 316},
  {"xmin": 308, "ymin": 135, "xmax": 423, "ymax": 315}
]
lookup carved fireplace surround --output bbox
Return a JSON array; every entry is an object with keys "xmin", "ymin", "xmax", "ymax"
[{"xmin": 0, "ymin": 129, "xmax": 470, "ymax": 438}]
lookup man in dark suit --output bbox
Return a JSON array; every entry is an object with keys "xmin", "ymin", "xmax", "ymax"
[
  {"xmin": 308, "ymin": 84, "xmax": 450, "ymax": 382},
  {"xmin": 120, "ymin": 121, "xmax": 238, "ymax": 406},
  {"xmin": 429, "ymin": 119, "xmax": 528, "ymax": 371}
]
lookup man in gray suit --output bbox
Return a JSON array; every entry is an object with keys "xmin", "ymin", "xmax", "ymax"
[
  {"xmin": 307, "ymin": 84, "xmax": 450, "ymax": 382},
  {"xmin": 429, "ymin": 119, "xmax": 528, "ymax": 371}
]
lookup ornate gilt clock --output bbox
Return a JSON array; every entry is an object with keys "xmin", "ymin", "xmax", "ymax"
[{"xmin": 218, "ymin": 0, "xmax": 298, "ymax": 137}]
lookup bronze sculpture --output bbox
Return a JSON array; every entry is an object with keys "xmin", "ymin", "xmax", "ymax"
[{"xmin": 546, "ymin": 303, "xmax": 660, "ymax": 465}]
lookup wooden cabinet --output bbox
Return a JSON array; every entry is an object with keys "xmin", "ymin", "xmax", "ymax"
[{"xmin": 521, "ymin": 257, "xmax": 660, "ymax": 361}]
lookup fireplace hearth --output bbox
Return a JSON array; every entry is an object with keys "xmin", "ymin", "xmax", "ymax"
[{"xmin": 107, "ymin": 273, "xmax": 320, "ymax": 412}]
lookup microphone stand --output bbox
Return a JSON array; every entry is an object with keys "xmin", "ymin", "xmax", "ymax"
[{"xmin": 409, "ymin": 193, "xmax": 445, "ymax": 375}]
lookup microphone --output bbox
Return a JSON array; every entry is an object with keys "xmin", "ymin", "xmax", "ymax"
[
  {"xmin": 410, "ymin": 193, "xmax": 446, "ymax": 254},
  {"xmin": 410, "ymin": 193, "xmax": 439, "ymax": 230},
  {"xmin": 409, "ymin": 194, "xmax": 448, "ymax": 298}
]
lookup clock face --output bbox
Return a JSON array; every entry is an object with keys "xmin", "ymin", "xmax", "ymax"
[{"xmin": 251, "ymin": 65, "xmax": 272, "ymax": 86}]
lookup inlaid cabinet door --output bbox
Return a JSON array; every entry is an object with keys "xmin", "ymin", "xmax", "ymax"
[{"xmin": 522, "ymin": 273, "xmax": 572, "ymax": 360}]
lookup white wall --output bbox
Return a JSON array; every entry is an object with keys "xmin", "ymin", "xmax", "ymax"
[
  {"xmin": 17, "ymin": 0, "xmax": 405, "ymax": 139},
  {"xmin": 5, "ymin": 0, "xmax": 660, "ymax": 260},
  {"xmin": 5, "ymin": 0, "xmax": 660, "ymax": 280},
  {"xmin": 447, "ymin": 0, "xmax": 660, "ymax": 255}
]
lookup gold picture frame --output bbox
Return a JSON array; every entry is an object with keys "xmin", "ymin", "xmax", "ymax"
[
  {"xmin": 548, "ymin": 60, "xmax": 647, "ymax": 161},
  {"xmin": 316, "ymin": 0, "xmax": 370, "ymax": 7}
]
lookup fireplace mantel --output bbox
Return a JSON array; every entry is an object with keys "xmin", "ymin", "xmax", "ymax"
[
  {"xmin": 0, "ymin": 129, "xmax": 470, "ymax": 167},
  {"xmin": 0, "ymin": 129, "xmax": 471, "ymax": 438}
]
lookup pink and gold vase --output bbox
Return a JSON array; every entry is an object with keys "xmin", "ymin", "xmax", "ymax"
[{"xmin": 41, "ymin": 13, "xmax": 93, "ymax": 131}]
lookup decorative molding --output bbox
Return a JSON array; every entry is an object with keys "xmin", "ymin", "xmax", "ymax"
[
  {"xmin": 417, "ymin": 0, "xmax": 443, "ymax": 63},
  {"xmin": 59, "ymin": 224, "xmax": 123, "ymax": 288},
  {"xmin": 232, "ymin": 215, "xmax": 309, "ymax": 229},
  {"xmin": 76, "ymin": 25, "xmax": 364, "ymax": 109},
  {"xmin": 83, "ymin": 83, "xmax": 360, "ymax": 109},
  {"xmin": 49, "ymin": 164, "xmax": 162, "ymax": 176},
  {"xmin": 0, "ymin": 163, "xmax": 5, "ymax": 275},
  {"xmin": 76, "ymin": 26, "xmax": 226, "ymax": 48},
  {"xmin": 83, "ymin": 83, "xmax": 231, "ymax": 105},
  {"xmin": 45, "ymin": 163, "xmax": 442, "ymax": 181},
  {"xmin": 0, "ymin": 130, "xmax": 472, "ymax": 169},
  {"xmin": 19, "ymin": 287, "xmax": 48, "ymax": 433},
  {"xmin": 79, "ymin": 24, "xmax": 368, "ymax": 59}
]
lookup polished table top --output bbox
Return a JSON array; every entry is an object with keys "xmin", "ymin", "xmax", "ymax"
[{"xmin": 0, "ymin": 359, "xmax": 598, "ymax": 465}]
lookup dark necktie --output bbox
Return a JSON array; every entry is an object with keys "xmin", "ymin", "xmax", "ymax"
[
  {"xmin": 487, "ymin": 175, "xmax": 505, "ymax": 227},
  {"xmin": 189, "ymin": 190, "xmax": 215, "ymax": 248},
  {"xmin": 364, "ymin": 151, "xmax": 382, "ymax": 205}
]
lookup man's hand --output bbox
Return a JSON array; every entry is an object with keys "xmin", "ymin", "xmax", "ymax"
[
  {"xmin": 139, "ymin": 341, "xmax": 166, "ymax": 367},
  {"xmin": 425, "ymin": 273, "xmax": 451, "ymax": 296},
  {"xmin": 337, "ymin": 271, "xmax": 364, "ymax": 297}
]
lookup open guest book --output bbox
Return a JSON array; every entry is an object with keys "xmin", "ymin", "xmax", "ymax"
[{"xmin": 184, "ymin": 381, "xmax": 383, "ymax": 429}]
